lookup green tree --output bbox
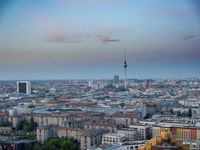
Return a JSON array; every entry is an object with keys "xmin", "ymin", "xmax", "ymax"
[
  {"xmin": 30, "ymin": 117, "xmax": 38, "ymax": 131},
  {"xmin": 144, "ymin": 113, "xmax": 150, "ymax": 119},
  {"xmin": 188, "ymin": 108, "xmax": 192, "ymax": 117},
  {"xmin": 23, "ymin": 123, "xmax": 32, "ymax": 132},
  {"xmin": 177, "ymin": 110, "xmax": 181, "ymax": 117},
  {"xmin": 170, "ymin": 108, "xmax": 174, "ymax": 114},
  {"xmin": 16, "ymin": 118, "xmax": 38, "ymax": 132},
  {"xmin": 33, "ymin": 143, "xmax": 41, "ymax": 150},
  {"xmin": 28, "ymin": 104, "xmax": 35, "ymax": 108},
  {"xmin": 16, "ymin": 120, "xmax": 25, "ymax": 130},
  {"xmin": 182, "ymin": 111, "xmax": 186, "ymax": 117},
  {"xmin": 38, "ymin": 137, "xmax": 80, "ymax": 150}
]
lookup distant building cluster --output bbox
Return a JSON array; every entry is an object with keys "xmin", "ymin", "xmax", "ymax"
[{"xmin": 0, "ymin": 78, "xmax": 200, "ymax": 149}]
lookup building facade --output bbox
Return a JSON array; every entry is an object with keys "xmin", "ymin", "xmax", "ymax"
[{"xmin": 17, "ymin": 81, "xmax": 31, "ymax": 95}]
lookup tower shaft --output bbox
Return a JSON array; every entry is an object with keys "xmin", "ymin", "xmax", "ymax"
[
  {"xmin": 123, "ymin": 49, "xmax": 127, "ymax": 89},
  {"xmin": 124, "ymin": 66, "xmax": 127, "ymax": 89}
]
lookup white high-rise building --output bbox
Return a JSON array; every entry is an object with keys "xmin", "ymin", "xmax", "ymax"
[
  {"xmin": 88, "ymin": 80, "xmax": 107, "ymax": 90},
  {"xmin": 17, "ymin": 81, "xmax": 31, "ymax": 95}
]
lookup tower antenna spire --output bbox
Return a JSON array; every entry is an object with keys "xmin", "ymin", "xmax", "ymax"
[{"xmin": 123, "ymin": 48, "xmax": 127, "ymax": 89}]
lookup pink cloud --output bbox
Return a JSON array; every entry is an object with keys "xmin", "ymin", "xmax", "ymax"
[
  {"xmin": 97, "ymin": 33, "xmax": 120, "ymax": 43},
  {"xmin": 46, "ymin": 32, "xmax": 81, "ymax": 43},
  {"xmin": 94, "ymin": 25, "xmax": 125, "ymax": 43},
  {"xmin": 28, "ymin": 11, "xmax": 126, "ymax": 44},
  {"xmin": 29, "ymin": 11, "xmax": 82, "ymax": 43}
]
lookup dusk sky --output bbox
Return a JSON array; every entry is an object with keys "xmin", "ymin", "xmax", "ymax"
[{"xmin": 0, "ymin": 0, "xmax": 200, "ymax": 80}]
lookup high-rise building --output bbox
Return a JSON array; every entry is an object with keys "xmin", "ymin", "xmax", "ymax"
[
  {"xmin": 146, "ymin": 80, "xmax": 150, "ymax": 89},
  {"xmin": 113, "ymin": 75, "xmax": 119, "ymax": 83},
  {"xmin": 17, "ymin": 81, "xmax": 31, "ymax": 95}
]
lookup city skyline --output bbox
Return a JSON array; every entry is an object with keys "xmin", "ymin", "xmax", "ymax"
[{"xmin": 0, "ymin": 0, "xmax": 200, "ymax": 80}]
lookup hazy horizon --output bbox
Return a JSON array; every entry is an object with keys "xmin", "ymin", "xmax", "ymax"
[{"xmin": 0, "ymin": 76, "xmax": 199, "ymax": 81}]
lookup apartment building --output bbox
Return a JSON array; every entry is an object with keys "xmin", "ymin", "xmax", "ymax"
[
  {"xmin": 37, "ymin": 125, "xmax": 105, "ymax": 150},
  {"xmin": 84, "ymin": 123, "xmax": 118, "ymax": 133},
  {"xmin": 107, "ymin": 112, "xmax": 139, "ymax": 127},
  {"xmin": 129, "ymin": 124, "xmax": 152, "ymax": 140},
  {"xmin": 102, "ymin": 133, "xmax": 126, "ymax": 144},
  {"xmin": 80, "ymin": 130, "xmax": 103, "ymax": 150},
  {"xmin": 118, "ymin": 128, "xmax": 138, "ymax": 141},
  {"xmin": 152, "ymin": 125, "xmax": 200, "ymax": 141}
]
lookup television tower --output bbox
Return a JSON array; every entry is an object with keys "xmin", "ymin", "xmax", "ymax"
[{"xmin": 123, "ymin": 49, "xmax": 128, "ymax": 89}]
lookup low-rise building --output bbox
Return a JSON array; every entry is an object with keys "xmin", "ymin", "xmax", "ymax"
[
  {"xmin": 118, "ymin": 128, "xmax": 138, "ymax": 141},
  {"xmin": 0, "ymin": 139, "xmax": 36, "ymax": 150},
  {"xmin": 80, "ymin": 130, "xmax": 102, "ymax": 150},
  {"xmin": 84, "ymin": 123, "xmax": 118, "ymax": 133},
  {"xmin": 107, "ymin": 112, "xmax": 139, "ymax": 127},
  {"xmin": 152, "ymin": 125, "xmax": 200, "ymax": 141},
  {"xmin": 102, "ymin": 133, "xmax": 126, "ymax": 144},
  {"xmin": 37, "ymin": 125, "xmax": 106, "ymax": 150}
]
